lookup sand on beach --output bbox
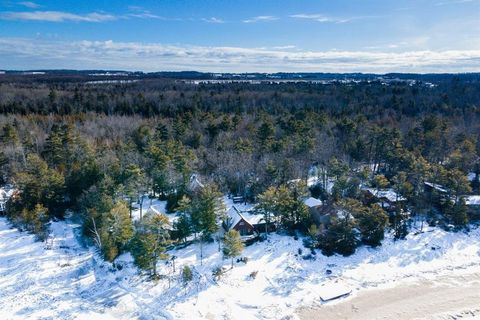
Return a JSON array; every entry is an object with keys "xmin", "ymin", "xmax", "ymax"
[{"xmin": 296, "ymin": 272, "xmax": 480, "ymax": 320}]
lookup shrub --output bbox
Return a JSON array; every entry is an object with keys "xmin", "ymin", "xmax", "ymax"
[
  {"xmin": 182, "ymin": 265, "xmax": 193, "ymax": 284},
  {"xmin": 212, "ymin": 266, "xmax": 225, "ymax": 280}
]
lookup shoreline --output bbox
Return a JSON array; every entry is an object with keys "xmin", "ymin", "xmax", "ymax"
[{"xmin": 296, "ymin": 271, "xmax": 480, "ymax": 320}]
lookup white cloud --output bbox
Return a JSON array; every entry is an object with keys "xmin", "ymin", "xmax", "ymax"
[
  {"xmin": 202, "ymin": 17, "xmax": 225, "ymax": 24},
  {"xmin": 0, "ymin": 9, "xmax": 187, "ymax": 22},
  {"xmin": 125, "ymin": 12, "xmax": 163, "ymax": 19},
  {"xmin": 18, "ymin": 1, "xmax": 40, "ymax": 8},
  {"xmin": 290, "ymin": 13, "xmax": 352, "ymax": 23},
  {"xmin": 0, "ymin": 11, "xmax": 116, "ymax": 22},
  {"xmin": 0, "ymin": 37, "xmax": 479, "ymax": 73},
  {"xmin": 291, "ymin": 13, "xmax": 383, "ymax": 24},
  {"xmin": 435, "ymin": 0, "xmax": 477, "ymax": 5},
  {"xmin": 124, "ymin": 6, "xmax": 166, "ymax": 20},
  {"xmin": 271, "ymin": 45, "xmax": 297, "ymax": 50},
  {"xmin": 243, "ymin": 16, "xmax": 278, "ymax": 23}
]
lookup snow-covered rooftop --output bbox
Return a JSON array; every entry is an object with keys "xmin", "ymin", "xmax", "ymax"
[
  {"xmin": 424, "ymin": 182, "xmax": 448, "ymax": 193},
  {"xmin": 226, "ymin": 205, "xmax": 264, "ymax": 229},
  {"xmin": 226, "ymin": 206, "xmax": 245, "ymax": 228},
  {"xmin": 243, "ymin": 211, "xmax": 265, "ymax": 225},
  {"xmin": 0, "ymin": 185, "xmax": 15, "ymax": 201},
  {"xmin": 467, "ymin": 172, "xmax": 477, "ymax": 182},
  {"xmin": 465, "ymin": 195, "xmax": 480, "ymax": 206},
  {"xmin": 303, "ymin": 197, "xmax": 323, "ymax": 208},
  {"xmin": 364, "ymin": 188, "xmax": 406, "ymax": 202},
  {"xmin": 0, "ymin": 185, "xmax": 16, "ymax": 210}
]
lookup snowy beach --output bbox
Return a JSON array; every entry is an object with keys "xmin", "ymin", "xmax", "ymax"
[{"xmin": 297, "ymin": 273, "xmax": 480, "ymax": 320}]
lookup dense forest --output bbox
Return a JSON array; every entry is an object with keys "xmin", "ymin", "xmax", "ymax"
[{"xmin": 1, "ymin": 73, "xmax": 479, "ymax": 273}]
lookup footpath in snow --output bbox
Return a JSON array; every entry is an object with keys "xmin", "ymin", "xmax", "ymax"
[{"xmin": 1, "ymin": 216, "xmax": 480, "ymax": 320}]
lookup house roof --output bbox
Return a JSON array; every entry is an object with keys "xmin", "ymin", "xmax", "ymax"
[
  {"xmin": 226, "ymin": 206, "xmax": 264, "ymax": 230},
  {"xmin": 0, "ymin": 186, "xmax": 16, "ymax": 204},
  {"xmin": 467, "ymin": 172, "xmax": 477, "ymax": 182},
  {"xmin": 304, "ymin": 197, "xmax": 323, "ymax": 208},
  {"xmin": 424, "ymin": 182, "xmax": 448, "ymax": 193},
  {"xmin": 465, "ymin": 195, "xmax": 480, "ymax": 206},
  {"xmin": 364, "ymin": 188, "xmax": 406, "ymax": 202},
  {"xmin": 226, "ymin": 206, "xmax": 244, "ymax": 228}
]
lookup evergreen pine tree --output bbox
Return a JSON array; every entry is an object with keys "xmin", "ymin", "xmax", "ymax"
[
  {"xmin": 357, "ymin": 204, "xmax": 389, "ymax": 247},
  {"xmin": 98, "ymin": 202, "xmax": 134, "ymax": 261},
  {"xmin": 130, "ymin": 213, "xmax": 170, "ymax": 276},
  {"xmin": 222, "ymin": 229, "xmax": 244, "ymax": 268},
  {"xmin": 319, "ymin": 204, "xmax": 358, "ymax": 256},
  {"xmin": 182, "ymin": 265, "xmax": 193, "ymax": 285}
]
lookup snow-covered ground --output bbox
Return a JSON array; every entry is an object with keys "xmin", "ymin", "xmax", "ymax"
[
  {"xmin": 1, "ymin": 216, "xmax": 480, "ymax": 320},
  {"xmin": 0, "ymin": 218, "xmax": 116, "ymax": 319}
]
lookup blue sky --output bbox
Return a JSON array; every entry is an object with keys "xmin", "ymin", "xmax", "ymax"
[{"xmin": 0, "ymin": 0, "xmax": 479, "ymax": 72}]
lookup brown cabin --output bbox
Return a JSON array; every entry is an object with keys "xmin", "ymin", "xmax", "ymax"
[{"xmin": 225, "ymin": 206, "xmax": 269, "ymax": 236}]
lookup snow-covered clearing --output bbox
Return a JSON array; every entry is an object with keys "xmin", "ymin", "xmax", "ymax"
[
  {"xmin": 0, "ymin": 218, "xmax": 117, "ymax": 319},
  {"xmin": 1, "ymin": 216, "xmax": 480, "ymax": 320}
]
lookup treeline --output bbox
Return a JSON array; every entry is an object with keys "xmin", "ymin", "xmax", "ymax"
[
  {"xmin": 0, "ymin": 77, "xmax": 479, "ymax": 267},
  {"xmin": 1, "ymin": 76, "xmax": 480, "ymax": 119}
]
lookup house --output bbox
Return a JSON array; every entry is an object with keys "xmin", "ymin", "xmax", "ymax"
[
  {"xmin": 0, "ymin": 194, "xmax": 6, "ymax": 212},
  {"xmin": 465, "ymin": 195, "xmax": 480, "ymax": 206},
  {"xmin": 363, "ymin": 188, "xmax": 406, "ymax": 212},
  {"xmin": 304, "ymin": 196, "xmax": 323, "ymax": 208},
  {"xmin": 0, "ymin": 185, "xmax": 16, "ymax": 213},
  {"xmin": 465, "ymin": 195, "xmax": 480, "ymax": 219},
  {"xmin": 224, "ymin": 206, "xmax": 267, "ymax": 237},
  {"xmin": 309, "ymin": 203, "xmax": 356, "ymax": 233},
  {"xmin": 468, "ymin": 172, "xmax": 479, "ymax": 191},
  {"xmin": 303, "ymin": 197, "xmax": 327, "ymax": 224},
  {"xmin": 467, "ymin": 172, "xmax": 478, "ymax": 183},
  {"xmin": 424, "ymin": 181, "xmax": 449, "ymax": 205},
  {"xmin": 424, "ymin": 181, "xmax": 448, "ymax": 194},
  {"xmin": 303, "ymin": 197, "xmax": 342, "ymax": 231}
]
